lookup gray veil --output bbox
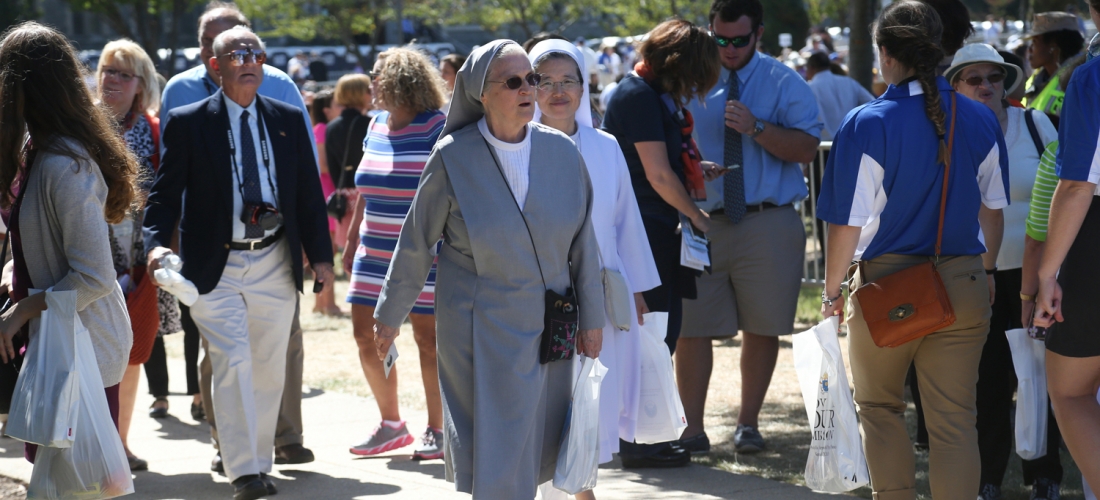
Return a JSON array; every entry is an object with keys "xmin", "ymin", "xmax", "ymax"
[{"xmin": 440, "ymin": 39, "xmax": 520, "ymax": 138}]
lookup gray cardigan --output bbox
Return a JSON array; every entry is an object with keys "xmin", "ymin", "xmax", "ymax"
[{"xmin": 17, "ymin": 138, "xmax": 132, "ymax": 387}]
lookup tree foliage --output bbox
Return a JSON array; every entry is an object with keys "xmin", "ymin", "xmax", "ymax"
[
  {"xmin": 238, "ymin": 0, "xmax": 379, "ymax": 70},
  {"xmin": 62, "ymin": 0, "xmax": 200, "ymax": 74},
  {"xmin": 0, "ymin": 0, "xmax": 38, "ymax": 32}
]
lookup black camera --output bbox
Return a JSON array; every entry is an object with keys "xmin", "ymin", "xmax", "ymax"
[{"xmin": 241, "ymin": 202, "xmax": 283, "ymax": 231}]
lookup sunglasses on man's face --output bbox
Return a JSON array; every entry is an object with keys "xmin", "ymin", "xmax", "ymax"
[
  {"xmin": 961, "ymin": 72, "xmax": 1005, "ymax": 87},
  {"xmin": 711, "ymin": 29, "xmax": 756, "ymax": 49},
  {"xmin": 486, "ymin": 73, "xmax": 541, "ymax": 90},
  {"xmin": 220, "ymin": 48, "xmax": 267, "ymax": 67}
]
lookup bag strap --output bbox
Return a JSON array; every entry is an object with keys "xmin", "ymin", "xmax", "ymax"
[
  {"xmin": 335, "ymin": 115, "xmax": 364, "ymax": 191},
  {"xmin": 481, "ymin": 137, "xmax": 548, "ymax": 291},
  {"xmin": 1023, "ymin": 109, "xmax": 1045, "ymax": 157},
  {"xmin": 934, "ymin": 92, "xmax": 958, "ymax": 258}
]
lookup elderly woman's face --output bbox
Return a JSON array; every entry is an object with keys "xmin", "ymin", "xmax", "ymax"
[
  {"xmin": 481, "ymin": 52, "xmax": 536, "ymax": 128},
  {"xmin": 98, "ymin": 58, "xmax": 141, "ymax": 118},
  {"xmin": 953, "ymin": 63, "xmax": 1005, "ymax": 108},
  {"xmin": 534, "ymin": 57, "xmax": 583, "ymax": 126}
]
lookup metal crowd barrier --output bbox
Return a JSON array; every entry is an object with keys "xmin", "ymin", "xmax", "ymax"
[{"xmin": 800, "ymin": 141, "xmax": 832, "ymax": 288}]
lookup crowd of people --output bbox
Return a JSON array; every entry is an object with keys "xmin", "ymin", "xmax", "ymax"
[{"xmin": 0, "ymin": 0, "xmax": 1099, "ymax": 499}]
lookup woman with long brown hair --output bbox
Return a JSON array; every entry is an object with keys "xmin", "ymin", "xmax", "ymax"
[
  {"xmin": 600, "ymin": 19, "xmax": 721, "ymax": 468},
  {"xmin": 0, "ymin": 22, "xmax": 141, "ymax": 462},
  {"xmin": 818, "ymin": 2, "xmax": 1008, "ymax": 496}
]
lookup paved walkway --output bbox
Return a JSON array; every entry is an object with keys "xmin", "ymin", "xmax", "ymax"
[{"xmin": 0, "ymin": 357, "xmax": 836, "ymax": 499}]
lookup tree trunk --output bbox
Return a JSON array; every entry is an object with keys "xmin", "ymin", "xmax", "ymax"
[{"xmin": 848, "ymin": 0, "xmax": 875, "ymax": 92}]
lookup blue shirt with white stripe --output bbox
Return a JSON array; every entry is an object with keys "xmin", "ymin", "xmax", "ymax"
[
  {"xmin": 817, "ymin": 77, "xmax": 1010, "ymax": 261},
  {"xmin": 1055, "ymin": 55, "xmax": 1100, "ymax": 191}
]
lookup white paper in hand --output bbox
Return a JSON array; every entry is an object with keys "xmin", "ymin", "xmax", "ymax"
[
  {"xmin": 679, "ymin": 214, "xmax": 709, "ymax": 271},
  {"xmin": 384, "ymin": 343, "xmax": 399, "ymax": 379}
]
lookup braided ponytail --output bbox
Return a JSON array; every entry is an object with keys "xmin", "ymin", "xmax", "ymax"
[{"xmin": 875, "ymin": 1, "xmax": 950, "ymax": 162}]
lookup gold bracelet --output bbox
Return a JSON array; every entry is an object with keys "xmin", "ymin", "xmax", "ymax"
[{"xmin": 1020, "ymin": 292, "xmax": 1036, "ymax": 302}]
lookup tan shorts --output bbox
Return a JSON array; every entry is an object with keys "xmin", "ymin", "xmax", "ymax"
[{"xmin": 680, "ymin": 206, "xmax": 805, "ymax": 338}]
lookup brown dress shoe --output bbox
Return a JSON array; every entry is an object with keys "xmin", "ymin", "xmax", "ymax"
[{"xmin": 274, "ymin": 443, "xmax": 314, "ymax": 465}]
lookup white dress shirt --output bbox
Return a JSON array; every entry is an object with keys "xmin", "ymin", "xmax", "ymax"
[
  {"xmin": 478, "ymin": 117, "xmax": 531, "ymax": 209},
  {"xmin": 225, "ymin": 97, "xmax": 280, "ymax": 242}
]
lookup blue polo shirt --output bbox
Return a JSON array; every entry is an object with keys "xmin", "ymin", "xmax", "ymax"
[
  {"xmin": 1056, "ymin": 55, "xmax": 1100, "ymax": 194},
  {"xmin": 817, "ymin": 77, "xmax": 1010, "ymax": 261},
  {"xmin": 687, "ymin": 54, "xmax": 823, "ymax": 210},
  {"xmin": 159, "ymin": 64, "xmax": 316, "ymax": 160}
]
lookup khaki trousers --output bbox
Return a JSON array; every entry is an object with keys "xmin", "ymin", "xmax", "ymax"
[
  {"xmin": 848, "ymin": 254, "xmax": 990, "ymax": 500},
  {"xmin": 202, "ymin": 293, "xmax": 305, "ymax": 449}
]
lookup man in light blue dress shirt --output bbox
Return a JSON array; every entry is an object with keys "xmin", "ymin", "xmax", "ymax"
[
  {"xmin": 158, "ymin": 2, "xmax": 316, "ymax": 474},
  {"xmin": 678, "ymin": 0, "xmax": 822, "ymax": 456}
]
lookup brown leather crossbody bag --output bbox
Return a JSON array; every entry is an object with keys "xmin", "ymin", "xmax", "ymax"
[{"xmin": 853, "ymin": 93, "xmax": 958, "ymax": 348}]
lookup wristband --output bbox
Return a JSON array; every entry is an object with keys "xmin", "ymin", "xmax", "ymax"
[
  {"xmin": 985, "ymin": 267, "xmax": 997, "ymax": 275},
  {"xmin": 1020, "ymin": 292, "xmax": 1036, "ymax": 302}
]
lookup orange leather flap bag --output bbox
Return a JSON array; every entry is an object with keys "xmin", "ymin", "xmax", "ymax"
[{"xmin": 853, "ymin": 93, "xmax": 958, "ymax": 348}]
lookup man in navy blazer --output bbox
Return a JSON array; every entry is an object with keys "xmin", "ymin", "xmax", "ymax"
[{"xmin": 144, "ymin": 26, "xmax": 333, "ymax": 500}]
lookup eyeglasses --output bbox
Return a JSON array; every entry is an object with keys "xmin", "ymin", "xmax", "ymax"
[
  {"xmin": 486, "ymin": 73, "xmax": 541, "ymax": 90},
  {"xmin": 368, "ymin": 70, "xmax": 380, "ymax": 81},
  {"xmin": 219, "ymin": 48, "xmax": 267, "ymax": 66},
  {"xmin": 711, "ymin": 28, "xmax": 756, "ymax": 49},
  {"xmin": 961, "ymin": 72, "xmax": 1006, "ymax": 87},
  {"xmin": 536, "ymin": 78, "xmax": 581, "ymax": 93},
  {"xmin": 102, "ymin": 68, "xmax": 137, "ymax": 83}
]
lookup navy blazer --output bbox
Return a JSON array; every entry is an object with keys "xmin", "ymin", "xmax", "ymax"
[{"xmin": 143, "ymin": 91, "xmax": 333, "ymax": 294}]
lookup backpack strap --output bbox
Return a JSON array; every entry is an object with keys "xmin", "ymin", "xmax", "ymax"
[{"xmin": 1023, "ymin": 108, "xmax": 1045, "ymax": 157}]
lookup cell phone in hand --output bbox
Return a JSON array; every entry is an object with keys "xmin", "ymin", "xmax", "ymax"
[{"xmin": 313, "ymin": 279, "xmax": 323, "ymax": 294}]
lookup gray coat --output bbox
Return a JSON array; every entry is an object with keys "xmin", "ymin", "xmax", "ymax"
[
  {"xmin": 16, "ymin": 139, "xmax": 133, "ymax": 387},
  {"xmin": 375, "ymin": 122, "xmax": 603, "ymax": 498}
]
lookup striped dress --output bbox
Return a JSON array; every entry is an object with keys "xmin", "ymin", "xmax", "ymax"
[{"xmin": 346, "ymin": 110, "xmax": 446, "ymax": 313}]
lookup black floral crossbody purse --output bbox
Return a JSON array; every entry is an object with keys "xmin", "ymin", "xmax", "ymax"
[{"xmin": 482, "ymin": 138, "xmax": 578, "ymax": 364}]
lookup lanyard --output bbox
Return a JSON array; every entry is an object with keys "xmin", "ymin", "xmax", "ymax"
[{"xmin": 226, "ymin": 101, "xmax": 279, "ymax": 209}]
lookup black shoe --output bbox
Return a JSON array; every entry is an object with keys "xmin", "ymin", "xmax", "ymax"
[
  {"xmin": 676, "ymin": 432, "xmax": 711, "ymax": 455},
  {"xmin": 148, "ymin": 398, "xmax": 169, "ymax": 419},
  {"xmin": 211, "ymin": 452, "xmax": 224, "ymax": 473},
  {"xmin": 231, "ymin": 475, "xmax": 267, "ymax": 500},
  {"xmin": 127, "ymin": 454, "xmax": 148, "ymax": 472},
  {"xmin": 191, "ymin": 401, "xmax": 205, "ymax": 421},
  {"xmin": 979, "ymin": 483, "xmax": 1003, "ymax": 500},
  {"xmin": 274, "ymin": 443, "xmax": 314, "ymax": 465},
  {"xmin": 620, "ymin": 445, "xmax": 691, "ymax": 469},
  {"xmin": 1031, "ymin": 478, "xmax": 1060, "ymax": 500},
  {"xmin": 259, "ymin": 473, "xmax": 277, "ymax": 495}
]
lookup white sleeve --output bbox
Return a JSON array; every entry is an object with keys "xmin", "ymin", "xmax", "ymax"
[
  {"xmin": 976, "ymin": 144, "xmax": 1009, "ymax": 209},
  {"xmin": 847, "ymin": 153, "xmax": 887, "ymax": 226},
  {"xmin": 1034, "ymin": 110, "xmax": 1058, "ymax": 147}
]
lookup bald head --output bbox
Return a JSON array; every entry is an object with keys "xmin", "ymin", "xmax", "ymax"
[{"xmin": 213, "ymin": 26, "xmax": 262, "ymax": 57}]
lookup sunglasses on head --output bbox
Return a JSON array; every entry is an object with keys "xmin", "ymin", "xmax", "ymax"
[
  {"xmin": 486, "ymin": 73, "xmax": 541, "ymax": 90},
  {"xmin": 711, "ymin": 28, "xmax": 756, "ymax": 49},
  {"xmin": 220, "ymin": 48, "xmax": 267, "ymax": 66},
  {"xmin": 961, "ymin": 72, "xmax": 1005, "ymax": 87}
]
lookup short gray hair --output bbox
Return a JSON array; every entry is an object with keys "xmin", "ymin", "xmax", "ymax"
[{"xmin": 212, "ymin": 25, "xmax": 263, "ymax": 57}]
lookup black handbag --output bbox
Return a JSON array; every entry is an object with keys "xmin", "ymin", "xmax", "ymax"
[
  {"xmin": 325, "ymin": 115, "xmax": 363, "ymax": 220},
  {"xmin": 482, "ymin": 138, "xmax": 578, "ymax": 364}
]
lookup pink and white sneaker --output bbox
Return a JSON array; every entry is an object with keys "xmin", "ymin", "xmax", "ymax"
[
  {"xmin": 349, "ymin": 421, "xmax": 414, "ymax": 456},
  {"xmin": 412, "ymin": 427, "xmax": 444, "ymax": 460}
]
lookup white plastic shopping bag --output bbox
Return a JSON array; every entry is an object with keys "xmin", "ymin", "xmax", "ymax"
[
  {"xmin": 8, "ymin": 290, "xmax": 80, "ymax": 448},
  {"xmin": 27, "ymin": 317, "xmax": 134, "ymax": 500},
  {"xmin": 633, "ymin": 312, "xmax": 688, "ymax": 444},
  {"xmin": 792, "ymin": 317, "xmax": 869, "ymax": 492},
  {"xmin": 1005, "ymin": 328, "xmax": 1048, "ymax": 460},
  {"xmin": 553, "ymin": 356, "xmax": 607, "ymax": 494}
]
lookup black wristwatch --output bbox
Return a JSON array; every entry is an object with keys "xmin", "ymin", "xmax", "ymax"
[
  {"xmin": 985, "ymin": 267, "xmax": 997, "ymax": 275},
  {"xmin": 748, "ymin": 119, "xmax": 766, "ymax": 138}
]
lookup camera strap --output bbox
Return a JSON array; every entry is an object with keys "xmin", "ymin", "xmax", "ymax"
[{"xmin": 225, "ymin": 99, "xmax": 279, "ymax": 210}]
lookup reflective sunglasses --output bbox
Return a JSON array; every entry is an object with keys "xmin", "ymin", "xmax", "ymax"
[
  {"xmin": 536, "ymin": 78, "xmax": 581, "ymax": 93},
  {"xmin": 711, "ymin": 28, "xmax": 756, "ymax": 49},
  {"xmin": 961, "ymin": 72, "xmax": 1006, "ymax": 87},
  {"xmin": 102, "ymin": 68, "xmax": 137, "ymax": 83},
  {"xmin": 368, "ymin": 70, "xmax": 380, "ymax": 81},
  {"xmin": 220, "ymin": 48, "xmax": 267, "ymax": 66},
  {"xmin": 486, "ymin": 73, "xmax": 541, "ymax": 90}
]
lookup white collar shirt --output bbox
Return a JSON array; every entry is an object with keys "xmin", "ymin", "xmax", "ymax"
[{"xmin": 225, "ymin": 96, "xmax": 280, "ymax": 242}]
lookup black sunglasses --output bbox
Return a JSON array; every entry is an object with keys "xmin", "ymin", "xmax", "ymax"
[
  {"xmin": 486, "ymin": 73, "xmax": 541, "ymax": 90},
  {"xmin": 961, "ymin": 72, "xmax": 1006, "ymax": 87},
  {"xmin": 711, "ymin": 28, "xmax": 757, "ymax": 49}
]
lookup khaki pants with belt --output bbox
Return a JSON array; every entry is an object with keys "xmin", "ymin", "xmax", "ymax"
[{"xmin": 848, "ymin": 254, "xmax": 991, "ymax": 500}]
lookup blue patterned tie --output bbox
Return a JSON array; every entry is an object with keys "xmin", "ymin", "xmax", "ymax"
[
  {"xmin": 239, "ymin": 110, "xmax": 265, "ymax": 238},
  {"xmin": 723, "ymin": 75, "xmax": 747, "ymax": 223}
]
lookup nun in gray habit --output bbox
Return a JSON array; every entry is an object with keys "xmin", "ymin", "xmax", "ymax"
[{"xmin": 372, "ymin": 39, "xmax": 605, "ymax": 498}]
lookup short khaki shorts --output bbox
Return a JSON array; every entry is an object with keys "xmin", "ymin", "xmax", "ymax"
[{"xmin": 680, "ymin": 206, "xmax": 805, "ymax": 338}]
